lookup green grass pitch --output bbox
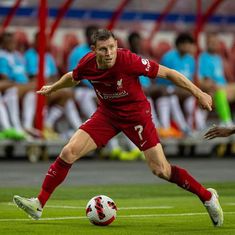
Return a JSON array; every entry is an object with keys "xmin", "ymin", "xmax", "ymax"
[{"xmin": 0, "ymin": 183, "xmax": 234, "ymax": 235}]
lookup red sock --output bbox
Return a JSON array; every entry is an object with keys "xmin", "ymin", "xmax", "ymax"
[
  {"xmin": 169, "ymin": 165, "xmax": 212, "ymax": 202},
  {"xmin": 38, "ymin": 157, "xmax": 72, "ymax": 207}
]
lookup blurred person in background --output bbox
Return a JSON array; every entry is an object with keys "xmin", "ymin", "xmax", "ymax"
[
  {"xmin": 155, "ymin": 33, "xmax": 207, "ymax": 138},
  {"xmin": 24, "ymin": 32, "xmax": 83, "ymax": 139},
  {"xmin": 199, "ymin": 32, "xmax": 235, "ymax": 127},
  {"xmin": 14, "ymin": 30, "xmax": 30, "ymax": 54},
  {"xmin": 13, "ymin": 29, "xmax": 223, "ymax": 227},
  {"xmin": 0, "ymin": 32, "xmax": 35, "ymax": 140},
  {"xmin": 67, "ymin": 25, "xmax": 98, "ymax": 121},
  {"xmin": 128, "ymin": 31, "xmax": 160, "ymax": 128}
]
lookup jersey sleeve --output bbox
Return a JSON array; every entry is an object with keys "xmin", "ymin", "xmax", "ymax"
[
  {"xmin": 125, "ymin": 51, "xmax": 159, "ymax": 79},
  {"xmin": 72, "ymin": 64, "xmax": 82, "ymax": 81}
]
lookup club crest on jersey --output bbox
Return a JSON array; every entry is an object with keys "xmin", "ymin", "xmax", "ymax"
[{"xmin": 117, "ymin": 79, "xmax": 123, "ymax": 90}]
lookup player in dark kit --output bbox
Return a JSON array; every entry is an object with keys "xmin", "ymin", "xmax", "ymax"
[{"xmin": 13, "ymin": 29, "xmax": 223, "ymax": 226}]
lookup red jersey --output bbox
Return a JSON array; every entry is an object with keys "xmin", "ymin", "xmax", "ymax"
[{"xmin": 72, "ymin": 48, "xmax": 159, "ymax": 119}]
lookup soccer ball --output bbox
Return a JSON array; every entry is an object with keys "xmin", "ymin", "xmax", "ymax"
[{"xmin": 86, "ymin": 195, "xmax": 117, "ymax": 226}]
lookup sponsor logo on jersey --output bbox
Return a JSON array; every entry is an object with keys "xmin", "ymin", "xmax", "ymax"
[
  {"xmin": 141, "ymin": 58, "xmax": 151, "ymax": 72},
  {"xmin": 96, "ymin": 91, "xmax": 129, "ymax": 99}
]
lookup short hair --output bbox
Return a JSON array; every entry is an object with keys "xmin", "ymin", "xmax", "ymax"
[
  {"xmin": 128, "ymin": 32, "xmax": 141, "ymax": 45},
  {"xmin": 206, "ymin": 32, "xmax": 218, "ymax": 39},
  {"xmin": 175, "ymin": 33, "xmax": 194, "ymax": 47},
  {"xmin": 91, "ymin": 29, "xmax": 116, "ymax": 46},
  {"xmin": 0, "ymin": 32, "xmax": 13, "ymax": 47},
  {"xmin": 85, "ymin": 25, "xmax": 98, "ymax": 45}
]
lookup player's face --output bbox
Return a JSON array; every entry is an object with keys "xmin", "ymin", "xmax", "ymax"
[
  {"xmin": 177, "ymin": 42, "xmax": 193, "ymax": 55},
  {"xmin": 3, "ymin": 35, "xmax": 16, "ymax": 52},
  {"xmin": 207, "ymin": 35, "xmax": 219, "ymax": 53},
  {"xmin": 93, "ymin": 37, "xmax": 118, "ymax": 69}
]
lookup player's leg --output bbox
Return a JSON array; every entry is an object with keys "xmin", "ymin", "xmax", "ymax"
[
  {"xmin": 13, "ymin": 129, "xmax": 97, "ymax": 220},
  {"xmin": 144, "ymin": 144, "xmax": 210, "ymax": 198},
  {"xmin": 184, "ymin": 96, "xmax": 208, "ymax": 131},
  {"xmin": 123, "ymin": 110, "xmax": 223, "ymax": 227},
  {"xmin": 15, "ymin": 83, "xmax": 42, "ymax": 138},
  {"xmin": 3, "ymin": 87, "xmax": 24, "ymax": 133},
  {"xmin": 224, "ymin": 83, "xmax": 235, "ymax": 102},
  {"xmin": 36, "ymin": 110, "xmax": 119, "ymax": 206},
  {"xmin": 214, "ymin": 89, "xmax": 233, "ymax": 126},
  {"xmin": 0, "ymin": 92, "xmax": 11, "ymax": 131},
  {"xmin": 74, "ymin": 87, "xmax": 97, "ymax": 117},
  {"xmin": 169, "ymin": 94, "xmax": 190, "ymax": 135},
  {"xmin": 147, "ymin": 97, "xmax": 160, "ymax": 127},
  {"xmin": 42, "ymin": 89, "xmax": 83, "ymax": 139},
  {"xmin": 13, "ymin": 109, "xmax": 119, "ymax": 220},
  {"xmin": 157, "ymin": 96, "xmax": 171, "ymax": 129},
  {"xmin": 144, "ymin": 144, "xmax": 223, "ymax": 226}
]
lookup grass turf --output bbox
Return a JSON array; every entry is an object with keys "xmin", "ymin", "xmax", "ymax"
[{"xmin": 0, "ymin": 182, "xmax": 234, "ymax": 235}]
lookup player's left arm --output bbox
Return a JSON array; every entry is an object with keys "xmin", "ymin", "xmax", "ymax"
[{"xmin": 157, "ymin": 65, "xmax": 212, "ymax": 111}]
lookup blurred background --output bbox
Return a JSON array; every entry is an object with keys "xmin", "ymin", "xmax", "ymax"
[{"xmin": 1, "ymin": 0, "xmax": 235, "ymax": 162}]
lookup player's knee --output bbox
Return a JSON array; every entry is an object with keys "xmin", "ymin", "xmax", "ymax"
[
  {"xmin": 151, "ymin": 164, "xmax": 169, "ymax": 180},
  {"xmin": 60, "ymin": 144, "xmax": 79, "ymax": 164}
]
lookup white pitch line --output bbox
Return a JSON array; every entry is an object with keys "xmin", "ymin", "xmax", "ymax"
[
  {"xmin": 225, "ymin": 203, "xmax": 235, "ymax": 206},
  {"xmin": 0, "ymin": 216, "xmax": 86, "ymax": 222},
  {"xmin": 6, "ymin": 203, "xmax": 173, "ymax": 210},
  {"xmin": 46, "ymin": 205, "xmax": 173, "ymax": 210},
  {"xmin": 0, "ymin": 212, "xmax": 235, "ymax": 222}
]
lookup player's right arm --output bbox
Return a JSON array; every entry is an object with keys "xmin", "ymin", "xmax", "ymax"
[{"xmin": 37, "ymin": 72, "xmax": 80, "ymax": 96}]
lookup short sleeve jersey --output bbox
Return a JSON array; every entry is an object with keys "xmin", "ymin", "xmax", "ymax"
[{"xmin": 72, "ymin": 48, "xmax": 159, "ymax": 118}]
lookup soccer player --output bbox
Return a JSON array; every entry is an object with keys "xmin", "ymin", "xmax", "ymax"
[
  {"xmin": 204, "ymin": 125, "xmax": 235, "ymax": 139},
  {"xmin": 68, "ymin": 25, "xmax": 127, "ymax": 159},
  {"xmin": 13, "ymin": 29, "xmax": 223, "ymax": 226}
]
